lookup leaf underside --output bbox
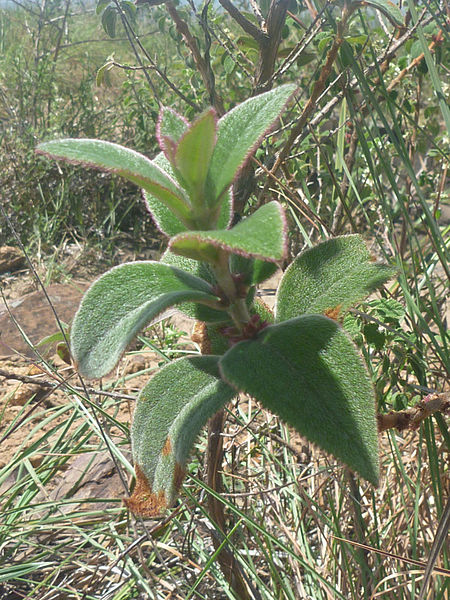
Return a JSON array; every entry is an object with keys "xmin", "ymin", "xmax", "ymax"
[
  {"xmin": 128, "ymin": 356, "xmax": 235, "ymax": 517},
  {"xmin": 70, "ymin": 261, "xmax": 219, "ymax": 378},
  {"xmin": 276, "ymin": 234, "xmax": 395, "ymax": 322},
  {"xmin": 169, "ymin": 201, "xmax": 287, "ymax": 263},
  {"xmin": 219, "ymin": 315, "xmax": 380, "ymax": 484},
  {"xmin": 37, "ymin": 138, "xmax": 191, "ymax": 223}
]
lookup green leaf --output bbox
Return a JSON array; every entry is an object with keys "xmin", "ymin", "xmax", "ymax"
[
  {"xmin": 157, "ymin": 106, "xmax": 188, "ymax": 162},
  {"xmin": 127, "ymin": 356, "xmax": 235, "ymax": 516},
  {"xmin": 276, "ymin": 235, "xmax": 395, "ymax": 322},
  {"xmin": 143, "ymin": 153, "xmax": 232, "ymax": 237},
  {"xmin": 169, "ymin": 202, "xmax": 287, "ymax": 264},
  {"xmin": 70, "ymin": 261, "xmax": 219, "ymax": 378},
  {"xmin": 362, "ymin": 0, "xmax": 403, "ymax": 26},
  {"xmin": 37, "ymin": 139, "xmax": 192, "ymax": 226},
  {"xmin": 230, "ymin": 254, "xmax": 278, "ymax": 286},
  {"xmin": 101, "ymin": 5, "xmax": 117, "ymax": 37},
  {"xmin": 143, "ymin": 152, "xmax": 187, "ymax": 236},
  {"xmin": 175, "ymin": 109, "xmax": 217, "ymax": 202},
  {"xmin": 161, "ymin": 250, "xmax": 230, "ymax": 323},
  {"xmin": 96, "ymin": 0, "xmax": 111, "ymax": 15},
  {"xmin": 219, "ymin": 316, "xmax": 379, "ymax": 484},
  {"xmin": 206, "ymin": 84, "xmax": 296, "ymax": 204}
]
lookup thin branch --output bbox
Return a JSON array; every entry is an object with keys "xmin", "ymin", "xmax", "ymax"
[
  {"xmin": 218, "ymin": 0, "xmax": 266, "ymax": 44},
  {"xmin": 377, "ymin": 393, "xmax": 450, "ymax": 432},
  {"xmin": 0, "ymin": 367, "xmax": 136, "ymax": 400},
  {"xmin": 166, "ymin": 1, "xmax": 224, "ymax": 114}
]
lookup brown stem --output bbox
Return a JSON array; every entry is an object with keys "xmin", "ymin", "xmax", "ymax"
[
  {"xmin": 218, "ymin": 0, "xmax": 266, "ymax": 44},
  {"xmin": 206, "ymin": 411, "xmax": 251, "ymax": 598},
  {"xmin": 261, "ymin": 6, "xmax": 352, "ymax": 198},
  {"xmin": 166, "ymin": 1, "xmax": 225, "ymax": 115},
  {"xmin": 255, "ymin": 0, "xmax": 290, "ymax": 93},
  {"xmin": 377, "ymin": 393, "xmax": 450, "ymax": 433}
]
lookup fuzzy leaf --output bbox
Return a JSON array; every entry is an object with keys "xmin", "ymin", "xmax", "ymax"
[
  {"xmin": 144, "ymin": 153, "xmax": 232, "ymax": 237},
  {"xmin": 206, "ymin": 84, "xmax": 296, "ymax": 204},
  {"xmin": 175, "ymin": 109, "xmax": 217, "ymax": 200},
  {"xmin": 169, "ymin": 201, "xmax": 287, "ymax": 264},
  {"xmin": 230, "ymin": 254, "xmax": 279, "ymax": 286},
  {"xmin": 127, "ymin": 356, "xmax": 235, "ymax": 516},
  {"xmin": 70, "ymin": 261, "xmax": 219, "ymax": 378},
  {"xmin": 219, "ymin": 315, "xmax": 379, "ymax": 484},
  {"xmin": 161, "ymin": 250, "xmax": 230, "ymax": 323},
  {"xmin": 37, "ymin": 139, "xmax": 192, "ymax": 224},
  {"xmin": 143, "ymin": 152, "xmax": 186, "ymax": 236},
  {"xmin": 157, "ymin": 106, "xmax": 188, "ymax": 162},
  {"xmin": 276, "ymin": 235, "xmax": 395, "ymax": 322}
]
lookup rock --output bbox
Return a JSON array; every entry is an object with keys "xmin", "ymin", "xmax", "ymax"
[
  {"xmin": 0, "ymin": 246, "xmax": 26, "ymax": 274},
  {"xmin": 0, "ymin": 282, "xmax": 88, "ymax": 358},
  {"xmin": 10, "ymin": 383, "xmax": 42, "ymax": 406},
  {"xmin": 43, "ymin": 449, "xmax": 132, "ymax": 513}
]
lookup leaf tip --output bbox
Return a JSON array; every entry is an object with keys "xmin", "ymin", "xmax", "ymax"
[{"xmin": 125, "ymin": 464, "xmax": 168, "ymax": 518}]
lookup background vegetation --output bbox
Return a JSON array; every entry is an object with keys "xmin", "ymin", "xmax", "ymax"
[{"xmin": 0, "ymin": 1, "xmax": 448, "ymax": 599}]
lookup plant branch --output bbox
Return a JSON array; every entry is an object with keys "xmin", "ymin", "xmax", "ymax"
[
  {"xmin": 377, "ymin": 393, "xmax": 450, "ymax": 432},
  {"xmin": 261, "ymin": 5, "xmax": 352, "ymax": 196},
  {"xmin": 255, "ymin": 0, "xmax": 290, "ymax": 93},
  {"xmin": 166, "ymin": 1, "xmax": 225, "ymax": 114},
  {"xmin": 218, "ymin": 0, "xmax": 266, "ymax": 44}
]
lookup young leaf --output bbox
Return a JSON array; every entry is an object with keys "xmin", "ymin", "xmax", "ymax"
[
  {"xmin": 169, "ymin": 201, "xmax": 287, "ymax": 264},
  {"xmin": 143, "ymin": 152, "xmax": 187, "ymax": 236},
  {"xmin": 219, "ymin": 315, "xmax": 380, "ymax": 484},
  {"xmin": 276, "ymin": 235, "xmax": 395, "ymax": 322},
  {"xmin": 174, "ymin": 109, "xmax": 217, "ymax": 201},
  {"xmin": 161, "ymin": 250, "xmax": 231, "ymax": 323},
  {"xmin": 37, "ymin": 139, "xmax": 192, "ymax": 225},
  {"xmin": 206, "ymin": 84, "xmax": 296, "ymax": 204},
  {"xmin": 127, "ymin": 356, "xmax": 235, "ymax": 517},
  {"xmin": 230, "ymin": 254, "xmax": 279, "ymax": 286},
  {"xmin": 157, "ymin": 106, "xmax": 188, "ymax": 162},
  {"xmin": 70, "ymin": 261, "xmax": 220, "ymax": 378}
]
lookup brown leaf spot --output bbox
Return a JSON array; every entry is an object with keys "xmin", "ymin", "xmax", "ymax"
[
  {"xmin": 124, "ymin": 463, "xmax": 167, "ymax": 517},
  {"xmin": 162, "ymin": 436, "xmax": 172, "ymax": 456},
  {"xmin": 323, "ymin": 305, "xmax": 343, "ymax": 321},
  {"xmin": 173, "ymin": 462, "xmax": 186, "ymax": 493}
]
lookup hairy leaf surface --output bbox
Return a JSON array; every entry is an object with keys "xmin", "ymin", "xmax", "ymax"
[
  {"xmin": 161, "ymin": 250, "xmax": 230, "ymax": 323},
  {"xmin": 219, "ymin": 315, "xmax": 380, "ymax": 484},
  {"xmin": 71, "ymin": 261, "xmax": 219, "ymax": 378},
  {"xmin": 206, "ymin": 84, "xmax": 296, "ymax": 204},
  {"xmin": 37, "ymin": 139, "xmax": 191, "ymax": 223},
  {"xmin": 175, "ymin": 109, "xmax": 217, "ymax": 201},
  {"xmin": 276, "ymin": 235, "xmax": 395, "ymax": 322},
  {"xmin": 169, "ymin": 201, "xmax": 287, "ymax": 263},
  {"xmin": 128, "ymin": 356, "xmax": 235, "ymax": 516}
]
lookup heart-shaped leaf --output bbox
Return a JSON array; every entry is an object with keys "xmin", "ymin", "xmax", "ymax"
[
  {"xmin": 206, "ymin": 84, "xmax": 296, "ymax": 205},
  {"xmin": 219, "ymin": 315, "xmax": 380, "ymax": 484},
  {"xmin": 70, "ymin": 261, "xmax": 220, "ymax": 378},
  {"xmin": 37, "ymin": 139, "xmax": 192, "ymax": 225},
  {"xmin": 127, "ymin": 356, "xmax": 235, "ymax": 517},
  {"xmin": 169, "ymin": 201, "xmax": 287, "ymax": 264},
  {"xmin": 276, "ymin": 235, "xmax": 395, "ymax": 322}
]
